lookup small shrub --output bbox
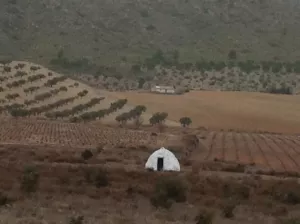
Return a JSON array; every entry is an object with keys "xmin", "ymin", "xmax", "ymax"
[
  {"xmin": 235, "ymin": 184, "xmax": 250, "ymax": 200},
  {"xmin": 83, "ymin": 167, "xmax": 109, "ymax": 188},
  {"xmin": 283, "ymin": 191, "xmax": 300, "ymax": 205},
  {"xmin": 94, "ymin": 168, "xmax": 109, "ymax": 188},
  {"xmin": 20, "ymin": 165, "xmax": 39, "ymax": 193},
  {"xmin": 126, "ymin": 185, "xmax": 134, "ymax": 195},
  {"xmin": 0, "ymin": 192, "xmax": 9, "ymax": 206},
  {"xmin": 83, "ymin": 168, "xmax": 93, "ymax": 183},
  {"xmin": 30, "ymin": 66, "xmax": 40, "ymax": 71},
  {"xmin": 81, "ymin": 149, "xmax": 93, "ymax": 161},
  {"xmin": 69, "ymin": 215, "xmax": 84, "ymax": 224},
  {"xmin": 70, "ymin": 116, "xmax": 80, "ymax": 123},
  {"xmin": 222, "ymin": 202, "xmax": 236, "ymax": 218},
  {"xmin": 228, "ymin": 50, "xmax": 237, "ymax": 60},
  {"xmin": 151, "ymin": 132, "xmax": 157, "ymax": 136},
  {"xmin": 3, "ymin": 66, "xmax": 11, "ymax": 72},
  {"xmin": 150, "ymin": 176, "xmax": 187, "ymax": 208},
  {"xmin": 96, "ymin": 144, "xmax": 104, "ymax": 153},
  {"xmin": 195, "ymin": 208, "xmax": 214, "ymax": 224},
  {"xmin": 281, "ymin": 218, "xmax": 300, "ymax": 224},
  {"xmin": 271, "ymin": 205, "xmax": 288, "ymax": 217}
]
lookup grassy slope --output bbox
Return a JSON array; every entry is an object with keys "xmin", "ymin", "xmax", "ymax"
[
  {"xmin": 105, "ymin": 90, "xmax": 300, "ymax": 134},
  {"xmin": 1, "ymin": 0, "xmax": 300, "ymax": 64}
]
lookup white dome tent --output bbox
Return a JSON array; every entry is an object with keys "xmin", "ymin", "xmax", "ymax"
[{"xmin": 145, "ymin": 147, "xmax": 180, "ymax": 171}]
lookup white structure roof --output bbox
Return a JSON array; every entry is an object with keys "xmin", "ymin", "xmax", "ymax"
[
  {"xmin": 154, "ymin": 85, "xmax": 174, "ymax": 90},
  {"xmin": 145, "ymin": 147, "xmax": 180, "ymax": 171}
]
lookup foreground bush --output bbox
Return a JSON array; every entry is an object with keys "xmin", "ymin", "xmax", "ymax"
[
  {"xmin": 195, "ymin": 208, "xmax": 214, "ymax": 224},
  {"xmin": 20, "ymin": 165, "xmax": 39, "ymax": 193},
  {"xmin": 281, "ymin": 218, "xmax": 300, "ymax": 224},
  {"xmin": 83, "ymin": 167, "xmax": 109, "ymax": 188},
  {"xmin": 69, "ymin": 215, "xmax": 84, "ymax": 224},
  {"xmin": 222, "ymin": 201, "xmax": 236, "ymax": 218},
  {"xmin": 151, "ymin": 176, "xmax": 187, "ymax": 209},
  {"xmin": 0, "ymin": 192, "xmax": 9, "ymax": 207},
  {"xmin": 81, "ymin": 149, "xmax": 93, "ymax": 161}
]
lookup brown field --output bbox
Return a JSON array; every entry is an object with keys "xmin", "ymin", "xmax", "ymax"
[
  {"xmin": 106, "ymin": 90, "xmax": 300, "ymax": 134},
  {"xmin": 0, "ymin": 119, "xmax": 300, "ymax": 174},
  {"xmin": 0, "ymin": 119, "xmax": 300, "ymax": 223}
]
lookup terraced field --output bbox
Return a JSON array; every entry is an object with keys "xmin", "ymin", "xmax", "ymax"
[{"xmin": 0, "ymin": 61, "xmax": 178, "ymax": 126}]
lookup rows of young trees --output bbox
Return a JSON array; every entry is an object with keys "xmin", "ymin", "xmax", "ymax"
[
  {"xmin": 14, "ymin": 71, "xmax": 28, "ymax": 78},
  {"xmin": 149, "ymin": 112, "xmax": 169, "ymax": 125},
  {"xmin": 33, "ymin": 86, "xmax": 68, "ymax": 101},
  {"xmin": 8, "ymin": 96, "xmax": 78, "ymax": 117},
  {"xmin": 44, "ymin": 76, "xmax": 67, "ymax": 87},
  {"xmin": 5, "ymin": 93, "xmax": 20, "ymax": 101},
  {"xmin": 24, "ymin": 86, "xmax": 40, "ymax": 94},
  {"xmin": 77, "ymin": 90, "xmax": 88, "ymax": 97},
  {"xmin": 267, "ymin": 84, "xmax": 293, "ymax": 95},
  {"xmin": 136, "ymin": 49, "xmax": 300, "ymax": 74},
  {"xmin": 115, "ymin": 105, "xmax": 146, "ymax": 125},
  {"xmin": 27, "ymin": 74, "xmax": 46, "ymax": 83},
  {"xmin": 30, "ymin": 66, "xmax": 41, "ymax": 71},
  {"xmin": 3, "ymin": 66, "xmax": 11, "ymax": 73},
  {"xmin": 24, "ymin": 99, "xmax": 38, "ymax": 107},
  {"xmin": 1, "ymin": 62, "xmax": 39, "ymax": 73},
  {"xmin": 14, "ymin": 63, "xmax": 25, "ymax": 70},
  {"xmin": 74, "ymin": 99, "xmax": 128, "ymax": 122},
  {"xmin": 6, "ymin": 79, "xmax": 26, "ymax": 89},
  {"xmin": 45, "ymin": 97, "xmax": 105, "ymax": 119},
  {"xmin": 0, "ymin": 77, "xmax": 8, "ymax": 82},
  {"xmin": 5, "ymin": 103, "xmax": 24, "ymax": 111}
]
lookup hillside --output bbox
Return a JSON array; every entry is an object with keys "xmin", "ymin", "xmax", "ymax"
[
  {"xmin": 0, "ymin": 61, "xmax": 178, "ymax": 126},
  {"xmin": 2, "ymin": 0, "xmax": 300, "ymax": 93},
  {"xmin": 1, "ymin": 0, "xmax": 300, "ymax": 64},
  {"xmin": 106, "ymin": 90, "xmax": 300, "ymax": 134},
  {"xmin": 2, "ymin": 61, "xmax": 300, "ymax": 133}
]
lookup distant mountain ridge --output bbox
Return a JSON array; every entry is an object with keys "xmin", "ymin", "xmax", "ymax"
[{"xmin": 1, "ymin": 0, "xmax": 300, "ymax": 65}]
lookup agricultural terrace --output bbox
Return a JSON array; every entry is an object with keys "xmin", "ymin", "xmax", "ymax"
[{"xmin": 0, "ymin": 61, "xmax": 177, "ymax": 125}]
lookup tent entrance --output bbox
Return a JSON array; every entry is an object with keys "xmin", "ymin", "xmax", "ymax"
[{"xmin": 157, "ymin": 157, "xmax": 164, "ymax": 171}]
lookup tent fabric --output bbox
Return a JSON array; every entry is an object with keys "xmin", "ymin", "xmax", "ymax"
[{"xmin": 145, "ymin": 147, "xmax": 180, "ymax": 171}]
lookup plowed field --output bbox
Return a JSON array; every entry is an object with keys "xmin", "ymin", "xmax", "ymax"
[{"xmin": 1, "ymin": 119, "xmax": 300, "ymax": 173}]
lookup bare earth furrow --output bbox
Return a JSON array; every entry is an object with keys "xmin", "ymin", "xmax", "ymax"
[
  {"xmin": 262, "ymin": 135, "xmax": 287, "ymax": 172},
  {"xmin": 249, "ymin": 134, "xmax": 272, "ymax": 170}
]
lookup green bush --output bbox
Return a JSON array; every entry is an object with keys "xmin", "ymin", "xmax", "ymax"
[
  {"xmin": 0, "ymin": 192, "xmax": 9, "ymax": 206},
  {"xmin": 195, "ymin": 208, "xmax": 214, "ymax": 224},
  {"xmin": 281, "ymin": 218, "xmax": 300, "ymax": 224},
  {"xmin": 69, "ymin": 215, "xmax": 84, "ymax": 224},
  {"xmin": 282, "ymin": 191, "xmax": 300, "ymax": 205},
  {"xmin": 83, "ymin": 167, "xmax": 109, "ymax": 188},
  {"xmin": 150, "ymin": 176, "xmax": 187, "ymax": 209},
  {"xmin": 94, "ymin": 168, "xmax": 109, "ymax": 188},
  {"xmin": 222, "ymin": 202, "xmax": 236, "ymax": 218},
  {"xmin": 81, "ymin": 149, "xmax": 93, "ymax": 161},
  {"xmin": 20, "ymin": 165, "xmax": 39, "ymax": 193}
]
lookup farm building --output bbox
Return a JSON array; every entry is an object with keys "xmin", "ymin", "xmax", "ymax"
[
  {"xmin": 151, "ymin": 85, "xmax": 175, "ymax": 94},
  {"xmin": 145, "ymin": 147, "xmax": 180, "ymax": 171}
]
